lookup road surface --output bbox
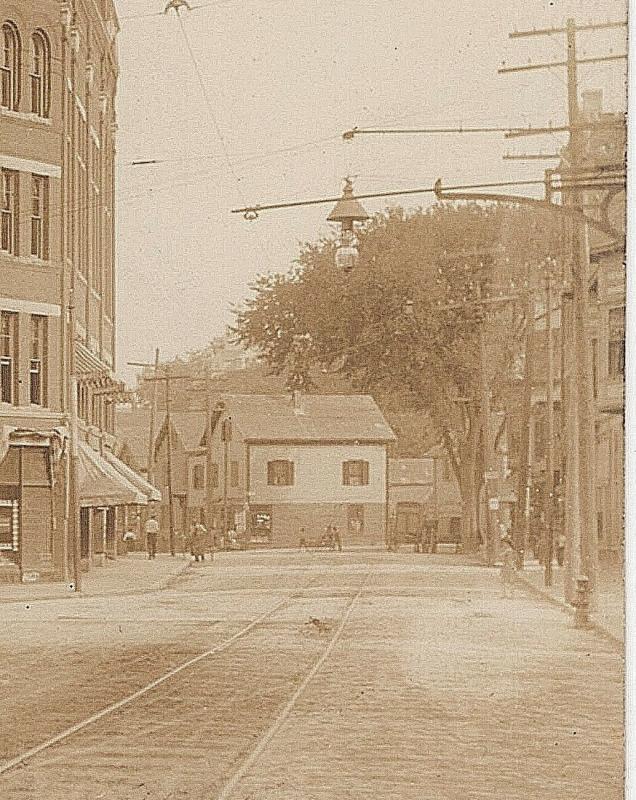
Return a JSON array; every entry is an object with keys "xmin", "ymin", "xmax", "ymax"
[{"xmin": 0, "ymin": 549, "xmax": 623, "ymax": 799}]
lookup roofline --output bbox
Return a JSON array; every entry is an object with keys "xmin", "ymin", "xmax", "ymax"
[{"xmin": 244, "ymin": 438, "xmax": 395, "ymax": 445}]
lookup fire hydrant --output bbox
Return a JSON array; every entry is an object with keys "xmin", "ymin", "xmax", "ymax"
[{"xmin": 573, "ymin": 575, "xmax": 590, "ymax": 628}]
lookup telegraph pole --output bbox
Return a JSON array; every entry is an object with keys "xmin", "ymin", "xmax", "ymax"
[
  {"xmin": 205, "ymin": 366, "xmax": 215, "ymax": 559},
  {"xmin": 544, "ymin": 267, "xmax": 555, "ymax": 586},
  {"xmin": 68, "ymin": 290, "xmax": 82, "ymax": 592},
  {"xmin": 146, "ymin": 348, "xmax": 160, "ymax": 486},
  {"xmin": 164, "ymin": 365, "xmax": 176, "ymax": 556},
  {"xmin": 514, "ymin": 289, "xmax": 534, "ymax": 570}
]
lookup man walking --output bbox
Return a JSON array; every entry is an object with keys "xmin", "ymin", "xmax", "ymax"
[
  {"xmin": 332, "ymin": 524, "xmax": 342, "ymax": 552},
  {"xmin": 144, "ymin": 513, "xmax": 159, "ymax": 560}
]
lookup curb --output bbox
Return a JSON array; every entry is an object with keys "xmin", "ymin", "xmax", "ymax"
[
  {"xmin": 0, "ymin": 559, "xmax": 194, "ymax": 605},
  {"xmin": 515, "ymin": 572, "xmax": 623, "ymax": 651}
]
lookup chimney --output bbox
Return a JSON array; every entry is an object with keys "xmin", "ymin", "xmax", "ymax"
[
  {"xmin": 292, "ymin": 389, "xmax": 303, "ymax": 413},
  {"xmin": 581, "ymin": 89, "xmax": 603, "ymax": 120}
]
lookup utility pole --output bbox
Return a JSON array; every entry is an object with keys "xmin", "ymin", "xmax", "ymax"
[
  {"xmin": 146, "ymin": 347, "xmax": 160, "ymax": 486},
  {"xmin": 164, "ymin": 365, "xmax": 176, "ymax": 557},
  {"xmin": 68, "ymin": 290, "xmax": 82, "ymax": 592},
  {"xmin": 221, "ymin": 418, "xmax": 232, "ymax": 540},
  {"xmin": 514, "ymin": 289, "xmax": 533, "ymax": 570},
  {"xmin": 544, "ymin": 267, "xmax": 556, "ymax": 586},
  {"xmin": 129, "ymin": 360, "xmax": 196, "ymax": 558},
  {"xmin": 205, "ymin": 366, "xmax": 215, "ymax": 559},
  {"xmin": 477, "ymin": 284, "xmax": 498, "ymax": 566},
  {"xmin": 499, "ymin": 16, "xmax": 626, "ymax": 601}
]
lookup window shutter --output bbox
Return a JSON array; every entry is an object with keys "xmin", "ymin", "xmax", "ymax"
[
  {"xmin": 288, "ymin": 461, "xmax": 295, "ymax": 486},
  {"xmin": 267, "ymin": 461, "xmax": 274, "ymax": 485},
  {"xmin": 362, "ymin": 461, "xmax": 369, "ymax": 485},
  {"xmin": 342, "ymin": 461, "xmax": 349, "ymax": 485}
]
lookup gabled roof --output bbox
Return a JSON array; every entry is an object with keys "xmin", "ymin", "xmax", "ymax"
[
  {"xmin": 388, "ymin": 458, "xmax": 433, "ymax": 485},
  {"xmin": 218, "ymin": 394, "xmax": 395, "ymax": 443},
  {"xmin": 115, "ymin": 406, "xmax": 151, "ymax": 471},
  {"xmin": 157, "ymin": 411, "xmax": 207, "ymax": 453}
]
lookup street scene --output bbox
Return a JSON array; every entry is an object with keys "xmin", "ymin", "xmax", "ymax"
[{"xmin": 0, "ymin": 0, "xmax": 628, "ymax": 797}]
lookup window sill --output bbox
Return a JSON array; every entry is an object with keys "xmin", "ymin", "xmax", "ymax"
[{"xmin": 0, "ymin": 108, "xmax": 52, "ymax": 126}]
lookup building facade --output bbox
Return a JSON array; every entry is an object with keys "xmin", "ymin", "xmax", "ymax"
[
  {"xmin": 0, "ymin": 1, "xmax": 156, "ymax": 582},
  {"xmin": 526, "ymin": 90, "xmax": 625, "ymax": 563},
  {"xmin": 184, "ymin": 393, "xmax": 395, "ymax": 548}
]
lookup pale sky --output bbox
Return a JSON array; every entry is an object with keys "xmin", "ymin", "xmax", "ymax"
[{"xmin": 112, "ymin": 0, "xmax": 627, "ymax": 383}]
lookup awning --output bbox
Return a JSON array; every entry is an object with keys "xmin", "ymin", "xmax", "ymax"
[
  {"xmin": 0, "ymin": 426, "xmax": 67, "ymax": 464},
  {"xmin": 79, "ymin": 441, "xmax": 146, "ymax": 508},
  {"xmin": 103, "ymin": 449, "xmax": 161, "ymax": 503}
]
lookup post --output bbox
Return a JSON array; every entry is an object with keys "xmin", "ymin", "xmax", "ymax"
[
  {"xmin": 544, "ymin": 269, "xmax": 555, "ymax": 586},
  {"xmin": 146, "ymin": 347, "xmax": 160, "ymax": 486},
  {"xmin": 223, "ymin": 428, "xmax": 229, "ymax": 540},
  {"xmin": 205, "ymin": 366, "xmax": 215, "ymax": 559},
  {"xmin": 164, "ymin": 366, "xmax": 176, "ymax": 556},
  {"xmin": 514, "ymin": 290, "xmax": 533, "ymax": 569},
  {"xmin": 69, "ymin": 373, "xmax": 82, "ymax": 591},
  {"xmin": 563, "ymin": 17, "xmax": 598, "ymax": 602},
  {"xmin": 478, "ymin": 301, "xmax": 497, "ymax": 566}
]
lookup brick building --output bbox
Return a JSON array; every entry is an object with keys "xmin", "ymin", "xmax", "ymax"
[{"xmin": 0, "ymin": 1, "xmax": 156, "ymax": 581}]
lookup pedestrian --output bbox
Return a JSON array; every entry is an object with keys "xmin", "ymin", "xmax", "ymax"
[
  {"xmin": 500, "ymin": 536, "xmax": 516, "ymax": 599},
  {"xmin": 557, "ymin": 531, "xmax": 566, "ymax": 567},
  {"xmin": 144, "ymin": 513, "xmax": 159, "ymax": 560},
  {"xmin": 332, "ymin": 524, "xmax": 342, "ymax": 552},
  {"xmin": 190, "ymin": 522, "xmax": 206, "ymax": 562},
  {"xmin": 414, "ymin": 526, "xmax": 423, "ymax": 553},
  {"xmin": 299, "ymin": 527, "xmax": 307, "ymax": 550}
]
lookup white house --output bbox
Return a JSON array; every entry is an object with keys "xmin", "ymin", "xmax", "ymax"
[{"xmin": 203, "ymin": 392, "xmax": 395, "ymax": 547}]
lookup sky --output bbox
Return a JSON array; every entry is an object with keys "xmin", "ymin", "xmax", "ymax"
[{"xmin": 112, "ymin": 0, "xmax": 627, "ymax": 384}]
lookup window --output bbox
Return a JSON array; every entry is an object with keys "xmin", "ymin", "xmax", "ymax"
[
  {"xmin": 267, "ymin": 460, "xmax": 294, "ymax": 486},
  {"xmin": 31, "ymin": 174, "xmax": 48, "ymax": 259},
  {"xmin": 210, "ymin": 463, "xmax": 219, "ymax": 488},
  {"xmin": 1, "ymin": 169, "xmax": 17, "ymax": 254},
  {"xmin": 30, "ymin": 31, "xmax": 49, "ymax": 117},
  {"xmin": 608, "ymin": 307, "xmax": 625, "ymax": 379},
  {"xmin": 1, "ymin": 22, "xmax": 20, "ymax": 111},
  {"xmin": 342, "ymin": 460, "xmax": 369, "ymax": 486},
  {"xmin": 191, "ymin": 464, "xmax": 204, "ymax": 491},
  {"xmin": 30, "ymin": 315, "xmax": 47, "ymax": 406},
  {"xmin": 230, "ymin": 460, "xmax": 239, "ymax": 487},
  {"xmin": 0, "ymin": 312, "xmax": 17, "ymax": 404}
]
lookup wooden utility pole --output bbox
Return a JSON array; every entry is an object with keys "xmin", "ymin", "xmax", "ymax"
[
  {"xmin": 146, "ymin": 347, "xmax": 160, "ymax": 486},
  {"xmin": 164, "ymin": 365, "xmax": 176, "ymax": 557},
  {"xmin": 68, "ymin": 290, "xmax": 82, "ymax": 592},
  {"xmin": 514, "ymin": 290, "xmax": 533, "ymax": 569},
  {"xmin": 544, "ymin": 269, "xmax": 555, "ymax": 586},
  {"xmin": 205, "ymin": 366, "xmax": 215, "ymax": 559}
]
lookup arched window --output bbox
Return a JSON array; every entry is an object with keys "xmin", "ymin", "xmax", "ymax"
[
  {"xmin": 1, "ymin": 22, "xmax": 20, "ymax": 111},
  {"xmin": 30, "ymin": 30, "xmax": 49, "ymax": 117}
]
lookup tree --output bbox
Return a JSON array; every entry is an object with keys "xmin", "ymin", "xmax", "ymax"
[{"xmin": 233, "ymin": 201, "xmax": 562, "ymax": 552}]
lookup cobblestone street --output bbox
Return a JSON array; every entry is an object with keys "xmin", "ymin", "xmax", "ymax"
[{"xmin": 0, "ymin": 550, "xmax": 623, "ymax": 799}]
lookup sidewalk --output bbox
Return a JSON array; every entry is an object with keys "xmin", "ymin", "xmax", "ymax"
[
  {"xmin": 517, "ymin": 559, "xmax": 624, "ymax": 644},
  {"xmin": 0, "ymin": 553, "xmax": 192, "ymax": 604}
]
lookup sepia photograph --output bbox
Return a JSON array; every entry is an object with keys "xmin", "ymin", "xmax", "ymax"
[{"xmin": 0, "ymin": 0, "xmax": 628, "ymax": 797}]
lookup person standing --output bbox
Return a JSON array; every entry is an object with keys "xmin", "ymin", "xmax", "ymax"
[
  {"xmin": 556, "ymin": 531, "xmax": 566, "ymax": 567},
  {"xmin": 190, "ymin": 522, "xmax": 206, "ymax": 562},
  {"xmin": 144, "ymin": 513, "xmax": 159, "ymax": 560},
  {"xmin": 414, "ymin": 525, "xmax": 423, "ymax": 554},
  {"xmin": 500, "ymin": 537, "xmax": 516, "ymax": 599},
  {"xmin": 332, "ymin": 524, "xmax": 342, "ymax": 552}
]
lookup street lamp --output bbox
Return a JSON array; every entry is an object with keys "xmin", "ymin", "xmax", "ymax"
[{"xmin": 327, "ymin": 178, "xmax": 369, "ymax": 271}]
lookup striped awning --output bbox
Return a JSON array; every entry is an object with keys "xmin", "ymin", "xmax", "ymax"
[
  {"xmin": 103, "ymin": 449, "xmax": 161, "ymax": 503},
  {"xmin": 79, "ymin": 441, "xmax": 146, "ymax": 508}
]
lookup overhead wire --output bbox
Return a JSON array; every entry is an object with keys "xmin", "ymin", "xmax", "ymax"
[{"xmin": 174, "ymin": 9, "xmax": 248, "ymax": 205}]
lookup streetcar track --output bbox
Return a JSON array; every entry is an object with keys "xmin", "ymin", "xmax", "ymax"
[
  {"xmin": 215, "ymin": 570, "xmax": 370, "ymax": 800},
  {"xmin": 0, "ymin": 575, "xmax": 327, "ymax": 778}
]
